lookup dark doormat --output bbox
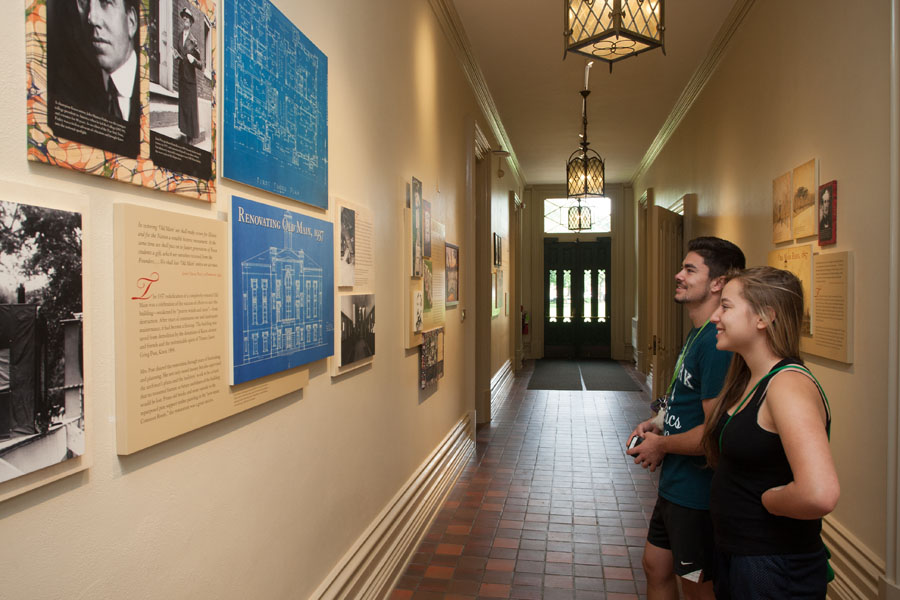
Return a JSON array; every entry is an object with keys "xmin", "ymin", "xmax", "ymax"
[
  {"xmin": 527, "ymin": 359, "xmax": 583, "ymax": 390},
  {"xmin": 580, "ymin": 359, "xmax": 642, "ymax": 391}
]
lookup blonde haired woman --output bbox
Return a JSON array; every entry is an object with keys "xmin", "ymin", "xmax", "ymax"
[{"xmin": 702, "ymin": 266, "xmax": 839, "ymax": 599}]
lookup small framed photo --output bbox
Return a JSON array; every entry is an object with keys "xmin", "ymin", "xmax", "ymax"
[
  {"xmin": 818, "ymin": 180, "xmax": 837, "ymax": 246},
  {"xmin": 445, "ymin": 243, "xmax": 459, "ymax": 307},
  {"xmin": 492, "ymin": 232, "xmax": 502, "ymax": 267}
]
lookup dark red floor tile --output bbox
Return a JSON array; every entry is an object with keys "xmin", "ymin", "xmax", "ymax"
[{"xmin": 390, "ymin": 364, "xmax": 656, "ymax": 600}]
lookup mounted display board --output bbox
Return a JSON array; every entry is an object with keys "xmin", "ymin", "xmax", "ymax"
[
  {"xmin": 332, "ymin": 199, "xmax": 375, "ymax": 376},
  {"xmin": 26, "ymin": 0, "xmax": 217, "ymax": 201},
  {"xmin": 791, "ymin": 159, "xmax": 818, "ymax": 239},
  {"xmin": 223, "ymin": 0, "xmax": 327, "ymax": 208},
  {"xmin": 768, "ymin": 244, "xmax": 813, "ymax": 337},
  {"xmin": 0, "ymin": 182, "xmax": 89, "ymax": 503},
  {"xmin": 114, "ymin": 203, "xmax": 308, "ymax": 455},
  {"xmin": 230, "ymin": 196, "xmax": 334, "ymax": 385},
  {"xmin": 801, "ymin": 251, "xmax": 853, "ymax": 363}
]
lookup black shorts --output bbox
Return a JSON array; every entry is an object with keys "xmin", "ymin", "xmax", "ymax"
[
  {"xmin": 647, "ymin": 496, "xmax": 715, "ymax": 582},
  {"xmin": 714, "ymin": 548, "xmax": 828, "ymax": 599}
]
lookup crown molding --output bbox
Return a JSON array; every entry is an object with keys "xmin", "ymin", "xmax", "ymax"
[
  {"xmin": 429, "ymin": 0, "xmax": 525, "ymax": 185},
  {"xmin": 630, "ymin": 0, "xmax": 756, "ymax": 186}
]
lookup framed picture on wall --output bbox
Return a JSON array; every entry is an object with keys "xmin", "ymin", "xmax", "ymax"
[
  {"xmin": 791, "ymin": 159, "xmax": 818, "ymax": 239},
  {"xmin": 445, "ymin": 243, "xmax": 459, "ymax": 307},
  {"xmin": 492, "ymin": 232, "xmax": 502, "ymax": 267},
  {"xmin": 818, "ymin": 180, "xmax": 837, "ymax": 246},
  {"xmin": 773, "ymin": 171, "xmax": 792, "ymax": 244}
]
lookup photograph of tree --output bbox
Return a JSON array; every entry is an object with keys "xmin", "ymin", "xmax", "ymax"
[
  {"xmin": 0, "ymin": 200, "xmax": 83, "ymax": 484},
  {"xmin": 772, "ymin": 171, "xmax": 791, "ymax": 244},
  {"xmin": 792, "ymin": 159, "xmax": 817, "ymax": 239},
  {"xmin": 339, "ymin": 206, "xmax": 355, "ymax": 287}
]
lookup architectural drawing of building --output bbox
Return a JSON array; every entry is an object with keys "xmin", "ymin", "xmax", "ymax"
[
  {"xmin": 239, "ymin": 213, "xmax": 326, "ymax": 366},
  {"xmin": 224, "ymin": 0, "xmax": 328, "ymax": 207}
]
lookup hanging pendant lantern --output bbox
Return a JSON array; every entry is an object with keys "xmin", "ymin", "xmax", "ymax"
[{"xmin": 564, "ymin": 0, "xmax": 665, "ymax": 69}]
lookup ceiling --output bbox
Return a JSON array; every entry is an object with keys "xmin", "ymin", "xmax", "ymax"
[{"xmin": 451, "ymin": 0, "xmax": 739, "ymax": 186}]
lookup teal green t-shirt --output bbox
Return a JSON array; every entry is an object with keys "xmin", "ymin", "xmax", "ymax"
[{"xmin": 658, "ymin": 324, "xmax": 732, "ymax": 510}]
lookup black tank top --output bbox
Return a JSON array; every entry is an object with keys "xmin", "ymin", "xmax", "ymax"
[{"xmin": 710, "ymin": 359, "xmax": 830, "ymax": 555}]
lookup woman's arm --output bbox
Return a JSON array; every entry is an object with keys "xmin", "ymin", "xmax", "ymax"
[{"xmin": 759, "ymin": 371, "xmax": 840, "ymax": 519}]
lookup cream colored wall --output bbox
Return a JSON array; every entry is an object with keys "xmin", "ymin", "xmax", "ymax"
[
  {"xmin": 634, "ymin": 0, "xmax": 890, "ymax": 564},
  {"xmin": 0, "ymin": 1, "xmax": 493, "ymax": 598},
  {"xmin": 489, "ymin": 162, "xmax": 517, "ymax": 376}
]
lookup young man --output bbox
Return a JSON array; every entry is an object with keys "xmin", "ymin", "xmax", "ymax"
[{"xmin": 627, "ymin": 237, "xmax": 745, "ymax": 599}]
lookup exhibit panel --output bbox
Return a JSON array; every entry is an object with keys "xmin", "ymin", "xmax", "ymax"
[
  {"xmin": 223, "ymin": 0, "xmax": 328, "ymax": 209},
  {"xmin": 0, "ymin": 182, "xmax": 89, "ymax": 503},
  {"xmin": 3, "ymin": 0, "xmax": 490, "ymax": 597},
  {"xmin": 26, "ymin": 0, "xmax": 218, "ymax": 201},
  {"xmin": 230, "ymin": 196, "xmax": 334, "ymax": 386},
  {"xmin": 791, "ymin": 158, "xmax": 818, "ymax": 240},
  {"xmin": 332, "ymin": 199, "xmax": 376, "ymax": 376},
  {"xmin": 114, "ymin": 203, "xmax": 310, "ymax": 454}
]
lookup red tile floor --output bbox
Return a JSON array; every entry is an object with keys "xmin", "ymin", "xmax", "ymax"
[{"xmin": 390, "ymin": 361, "xmax": 657, "ymax": 600}]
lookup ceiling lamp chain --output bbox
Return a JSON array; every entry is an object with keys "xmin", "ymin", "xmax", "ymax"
[
  {"xmin": 563, "ymin": 0, "xmax": 665, "ymax": 70},
  {"xmin": 565, "ymin": 63, "xmax": 603, "ymax": 232}
]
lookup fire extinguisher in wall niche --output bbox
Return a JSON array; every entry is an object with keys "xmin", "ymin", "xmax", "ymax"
[{"xmin": 521, "ymin": 306, "xmax": 529, "ymax": 335}]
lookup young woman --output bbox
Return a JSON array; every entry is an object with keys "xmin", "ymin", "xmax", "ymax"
[{"xmin": 702, "ymin": 266, "xmax": 839, "ymax": 599}]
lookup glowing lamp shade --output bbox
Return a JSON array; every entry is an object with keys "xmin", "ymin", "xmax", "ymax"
[
  {"xmin": 564, "ymin": 0, "xmax": 664, "ymax": 66},
  {"xmin": 566, "ymin": 149, "xmax": 605, "ymax": 198},
  {"xmin": 567, "ymin": 204, "xmax": 592, "ymax": 231}
]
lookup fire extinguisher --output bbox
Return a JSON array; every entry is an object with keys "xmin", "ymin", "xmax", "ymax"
[{"xmin": 521, "ymin": 306, "xmax": 529, "ymax": 335}]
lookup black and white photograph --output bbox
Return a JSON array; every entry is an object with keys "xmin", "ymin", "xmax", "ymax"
[
  {"xmin": 148, "ymin": 0, "xmax": 215, "ymax": 179},
  {"xmin": 0, "ymin": 199, "xmax": 84, "ymax": 484},
  {"xmin": 419, "ymin": 327, "xmax": 444, "ymax": 389},
  {"xmin": 493, "ymin": 232, "xmax": 502, "ymax": 266},
  {"xmin": 412, "ymin": 289, "xmax": 423, "ymax": 333},
  {"xmin": 339, "ymin": 206, "xmax": 356, "ymax": 287},
  {"xmin": 339, "ymin": 294, "xmax": 374, "ymax": 367},
  {"xmin": 411, "ymin": 177, "xmax": 423, "ymax": 277},
  {"xmin": 445, "ymin": 242, "xmax": 458, "ymax": 307},
  {"xmin": 46, "ymin": 0, "xmax": 142, "ymax": 158},
  {"xmin": 818, "ymin": 180, "xmax": 837, "ymax": 246},
  {"xmin": 423, "ymin": 259, "xmax": 433, "ymax": 311}
]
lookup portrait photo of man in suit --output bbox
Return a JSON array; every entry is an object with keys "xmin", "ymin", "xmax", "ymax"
[{"xmin": 46, "ymin": 0, "xmax": 141, "ymax": 158}]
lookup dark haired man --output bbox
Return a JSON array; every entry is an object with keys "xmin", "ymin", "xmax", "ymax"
[
  {"xmin": 627, "ymin": 236, "xmax": 745, "ymax": 600},
  {"xmin": 85, "ymin": 0, "xmax": 140, "ymax": 123},
  {"xmin": 47, "ymin": 0, "xmax": 140, "ymax": 157}
]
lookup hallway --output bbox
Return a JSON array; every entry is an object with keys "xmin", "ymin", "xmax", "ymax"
[{"xmin": 391, "ymin": 363, "xmax": 655, "ymax": 599}]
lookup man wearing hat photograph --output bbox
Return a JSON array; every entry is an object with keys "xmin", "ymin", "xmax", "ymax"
[{"xmin": 175, "ymin": 5, "xmax": 201, "ymax": 145}]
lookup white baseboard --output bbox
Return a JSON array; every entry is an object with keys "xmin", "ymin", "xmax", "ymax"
[
  {"xmin": 490, "ymin": 360, "xmax": 513, "ymax": 415},
  {"xmin": 311, "ymin": 411, "xmax": 475, "ymax": 600},
  {"xmin": 823, "ymin": 516, "xmax": 885, "ymax": 599}
]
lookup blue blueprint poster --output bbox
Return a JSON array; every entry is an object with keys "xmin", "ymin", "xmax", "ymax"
[
  {"xmin": 223, "ymin": 0, "xmax": 328, "ymax": 208},
  {"xmin": 231, "ymin": 196, "xmax": 334, "ymax": 384}
]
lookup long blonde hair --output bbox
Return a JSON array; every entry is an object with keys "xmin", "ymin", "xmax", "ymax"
[{"xmin": 702, "ymin": 266, "xmax": 804, "ymax": 467}]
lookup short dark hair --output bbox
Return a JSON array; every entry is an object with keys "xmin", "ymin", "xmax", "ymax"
[{"xmin": 687, "ymin": 236, "xmax": 745, "ymax": 279}]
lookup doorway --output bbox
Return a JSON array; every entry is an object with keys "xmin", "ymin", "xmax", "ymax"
[{"xmin": 543, "ymin": 237, "xmax": 611, "ymax": 358}]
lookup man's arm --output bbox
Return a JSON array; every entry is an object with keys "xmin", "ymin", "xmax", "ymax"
[{"xmin": 626, "ymin": 396, "xmax": 715, "ymax": 470}]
